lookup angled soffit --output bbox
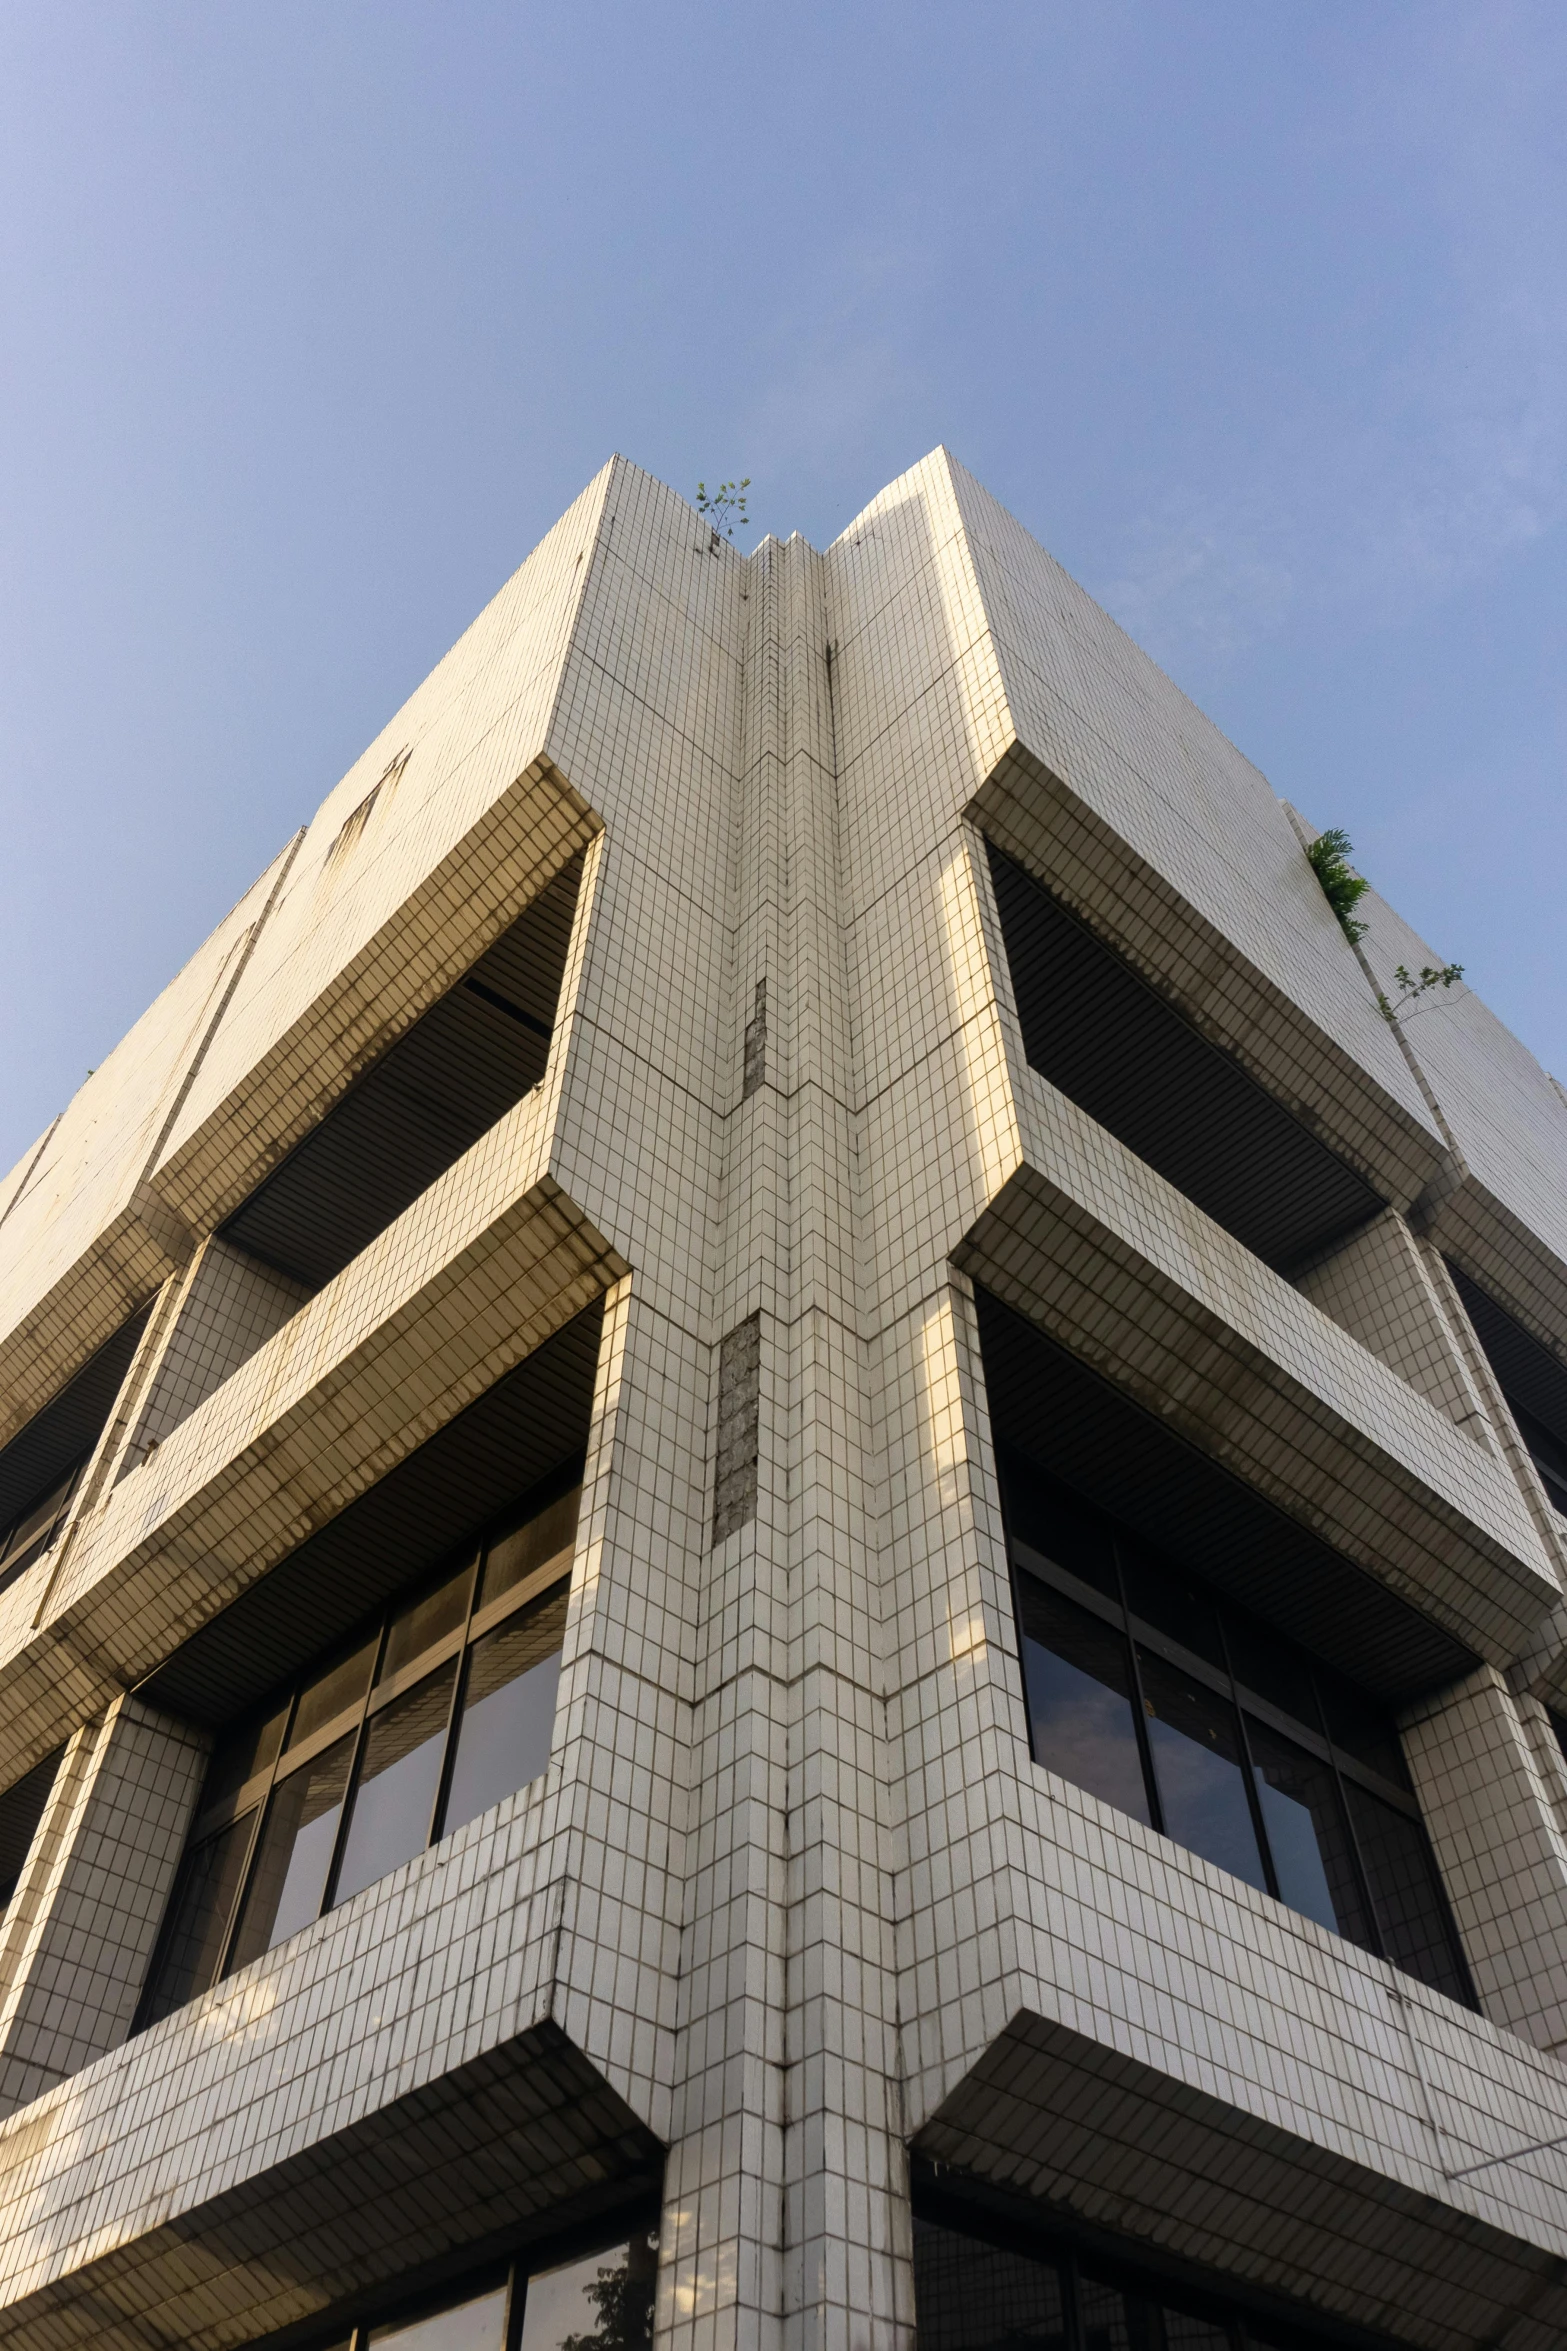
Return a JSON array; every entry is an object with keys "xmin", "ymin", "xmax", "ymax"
[
  {"xmin": 0, "ymin": 2021, "xmax": 662, "ymax": 2351},
  {"xmin": 971, "ymin": 744, "xmax": 1444, "ymax": 1221},
  {"xmin": 0, "ymin": 1137, "xmax": 628, "ymax": 1789},
  {"xmin": 914, "ymin": 2012, "xmax": 1567, "ymax": 2351},
  {"xmin": 958, "ymin": 1153, "xmax": 1557, "ymax": 1678}
]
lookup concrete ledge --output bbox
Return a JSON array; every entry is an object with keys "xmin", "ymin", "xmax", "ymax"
[
  {"xmin": 972, "ymin": 743, "xmax": 1445, "ymax": 1217},
  {"xmin": 0, "ymin": 1087, "xmax": 627, "ymax": 1786},
  {"xmin": 915, "ymin": 2009, "xmax": 1567, "ymax": 2351},
  {"xmin": 151, "ymin": 761, "xmax": 600, "ymax": 1237},
  {"xmin": 0, "ymin": 1846, "xmax": 659, "ymax": 2348},
  {"xmin": 956, "ymin": 1062, "xmax": 1557, "ymax": 1670}
]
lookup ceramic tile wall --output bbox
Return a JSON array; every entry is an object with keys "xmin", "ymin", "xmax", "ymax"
[
  {"xmin": 1403, "ymin": 1666, "xmax": 1567, "ymax": 2055},
  {"xmin": 119, "ymin": 1238, "xmax": 314, "ymax": 1470},
  {"xmin": 1294, "ymin": 1209, "xmax": 1496, "ymax": 1440},
  {"xmin": 1351, "ymin": 874, "xmax": 1567, "ymax": 1333},
  {"xmin": 2, "ymin": 457, "xmax": 1567, "ymax": 2351},
  {"xmin": 0, "ymin": 1697, "xmax": 206, "ymax": 2117}
]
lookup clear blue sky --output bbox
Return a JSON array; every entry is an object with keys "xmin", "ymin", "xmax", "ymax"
[{"xmin": 2, "ymin": 3, "xmax": 1564, "ymax": 1173}]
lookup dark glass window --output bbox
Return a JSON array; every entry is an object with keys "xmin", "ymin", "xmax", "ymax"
[
  {"xmin": 1137, "ymin": 1645, "xmax": 1267, "ymax": 1893},
  {"xmin": 368, "ymin": 2281, "xmax": 507, "ymax": 2347},
  {"xmin": 0, "ymin": 1746, "xmax": 64, "ymax": 1914},
  {"xmin": 0, "ymin": 1459, "xmax": 83, "ymax": 1587},
  {"xmin": 335, "ymin": 1660, "xmax": 459, "ymax": 1905},
  {"xmin": 287, "ymin": 1636, "xmax": 378, "ymax": 1755},
  {"xmin": 230, "ymin": 1734, "xmax": 356, "ymax": 1968},
  {"xmin": 137, "ymin": 1486, "xmax": 579, "ymax": 2028},
  {"xmin": 238, "ymin": 2229, "xmax": 658, "ymax": 2351},
  {"xmin": 148, "ymin": 1809, "xmax": 259, "ymax": 2010},
  {"xmin": 1004, "ymin": 1471, "xmax": 1474, "ymax": 2007},
  {"xmin": 1243, "ymin": 1717, "xmax": 1365, "ymax": 1944},
  {"xmin": 1340, "ymin": 1783, "xmax": 1473, "ymax": 2006},
  {"xmin": 914, "ymin": 2206, "xmax": 1392, "ymax": 2351},
  {"xmin": 1017, "ymin": 1577, "xmax": 1150, "ymax": 1825},
  {"xmin": 445, "ymin": 1598, "xmax": 568, "ymax": 1838},
  {"xmin": 914, "ymin": 2215, "xmax": 1066, "ymax": 2351},
  {"xmin": 1509, "ymin": 1400, "xmax": 1567, "ymax": 1520}
]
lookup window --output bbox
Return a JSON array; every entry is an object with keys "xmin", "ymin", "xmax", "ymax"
[
  {"xmin": 240, "ymin": 2229, "xmax": 657, "ymax": 2351},
  {"xmin": 0, "ymin": 1746, "xmax": 63, "ymax": 1915},
  {"xmin": 914, "ymin": 2205, "xmax": 1347, "ymax": 2351},
  {"xmin": 1004, "ymin": 1472, "xmax": 1474, "ymax": 2006},
  {"xmin": 1508, "ymin": 1399, "xmax": 1567, "ymax": 1519},
  {"xmin": 0, "ymin": 1297, "xmax": 151, "ymax": 1598},
  {"xmin": 1445, "ymin": 1263, "xmax": 1567, "ymax": 1522},
  {"xmin": 985, "ymin": 838, "xmax": 1383, "ymax": 1272},
  {"xmin": 138, "ymin": 1487, "xmax": 579, "ymax": 2027},
  {"xmin": 0, "ymin": 1459, "xmax": 82, "ymax": 1588}
]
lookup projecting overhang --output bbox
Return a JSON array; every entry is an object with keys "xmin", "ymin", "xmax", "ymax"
[
  {"xmin": 1423, "ymin": 1168, "xmax": 1567, "ymax": 1393},
  {"xmin": 955, "ymin": 1064, "xmax": 1558, "ymax": 1684},
  {"xmin": 914, "ymin": 2010, "xmax": 1567, "ymax": 2351},
  {"xmin": 0, "ymin": 759, "xmax": 600, "ymax": 1461},
  {"xmin": 970, "ymin": 742, "xmax": 1448, "ymax": 1218},
  {"xmin": 0, "ymin": 1076, "xmax": 628, "ymax": 1790},
  {"xmin": 0, "ymin": 2010, "xmax": 662, "ymax": 2351}
]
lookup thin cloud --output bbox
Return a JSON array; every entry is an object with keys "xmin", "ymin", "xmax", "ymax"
[{"xmin": 1098, "ymin": 6, "xmax": 1567, "ymax": 671}]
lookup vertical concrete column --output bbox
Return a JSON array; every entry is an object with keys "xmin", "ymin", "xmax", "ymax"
[
  {"xmin": 0, "ymin": 1695, "xmax": 207, "ymax": 2117},
  {"xmin": 775, "ymin": 539, "xmax": 905, "ymax": 2351},
  {"xmin": 1293, "ymin": 1210, "xmax": 1496, "ymax": 1444},
  {"xmin": 1420, "ymin": 1240, "xmax": 1567, "ymax": 1583},
  {"xmin": 662, "ymin": 534, "xmax": 906, "ymax": 2351},
  {"xmin": 1400, "ymin": 1665, "xmax": 1567, "ymax": 2055},
  {"xmin": 661, "ymin": 535, "xmax": 790, "ymax": 2351},
  {"xmin": 118, "ymin": 1234, "xmax": 313, "ymax": 1475}
]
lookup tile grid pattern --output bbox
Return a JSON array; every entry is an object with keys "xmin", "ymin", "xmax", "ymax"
[{"xmin": 2, "ymin": 455, "xmax": 1567, "ymax": 2351}]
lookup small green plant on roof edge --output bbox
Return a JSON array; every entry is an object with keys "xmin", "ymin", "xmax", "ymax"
[
  {"xmin": 1305, "ymin": 827, "xmax": 1372, "ymax": 945},
  {"xmin": 1305, "ymin": 828, "xmax": 1464, "ymax": 1018},
  {"xmin": 1377, "ymin": 961, "xmax": 1465, "ymax": 1023},
  {"xmin": 696, "ymin": 478, "xmax": 751, "ymax": 545}
]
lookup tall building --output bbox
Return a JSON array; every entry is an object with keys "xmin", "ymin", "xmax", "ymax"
[{"xmin": 2, "ymin": 453, "xmax": 1567, "ymax": 2351}]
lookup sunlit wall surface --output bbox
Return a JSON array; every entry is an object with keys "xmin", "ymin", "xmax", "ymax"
[{"xmin": 0, "ymin": 456, "xmax": 1566, "ymax": 2351}]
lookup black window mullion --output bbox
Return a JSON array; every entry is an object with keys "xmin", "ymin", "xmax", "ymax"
[
  {"xmin": 1060, "ymin": 2246, "xmax": 1085, "ymax": 2351},
  {"xmin": 1007, "ymin": 1553, "xmax": 1040, "ymax": 1770},
  {"xmin": 216, "ymin": 1685, "xmax": 301, "ymax": 1982},
  {"xmin": 320, "ymin": 1618, "xmax": 392, "ymax": 1918},
  {"xmin": 1308, "ymin": 1668, "xmax": 1390, "ymax": 1965},
  {"xmin": 1303, "ymin": 1665, "xmax": 1391, "ymax": 1952},
  {"xmin": 1218, "ymin": 1612, "xmax": 1283, "ymax": 1905},
  {"xmin": 1110, "ymin": 1538, "xmax": 1165, "ymax": 1836},
  {"xmin": 504, "ymin": 2257, "xmax": 525, "ymax": 2351},
  {"xmin": 427, "ymin": 1549, "xmax": 484, "ymax": 1848},
  {"xmin": 1331, "ymin": 1772, "xmax": 1389, "ymax": 1961}
]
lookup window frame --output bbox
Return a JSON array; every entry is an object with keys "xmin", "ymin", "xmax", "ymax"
[
  {"xmin": 236, "ymin": 2211, "xmax": 662, "ymax": 2351},
  {"xmin": 0, "ymin": 1456, "xmax": 85, "ymax": 1588},
  {"xmin": 140, "ymin": 1494, "xmax": 578, "ymax": 2023},
  {"xmin": 1005, "ymin": 1511, "xmax": 1475, "ymax": 2004},
  {"xmin": 911, "ymin": 2173, "xmax": 1408, "ymax": 2351}
]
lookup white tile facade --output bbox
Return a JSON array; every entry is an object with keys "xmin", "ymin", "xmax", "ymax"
[{"xmin": 0, "ymin": 454, "xmax": 1565, "ymax": 2349}]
